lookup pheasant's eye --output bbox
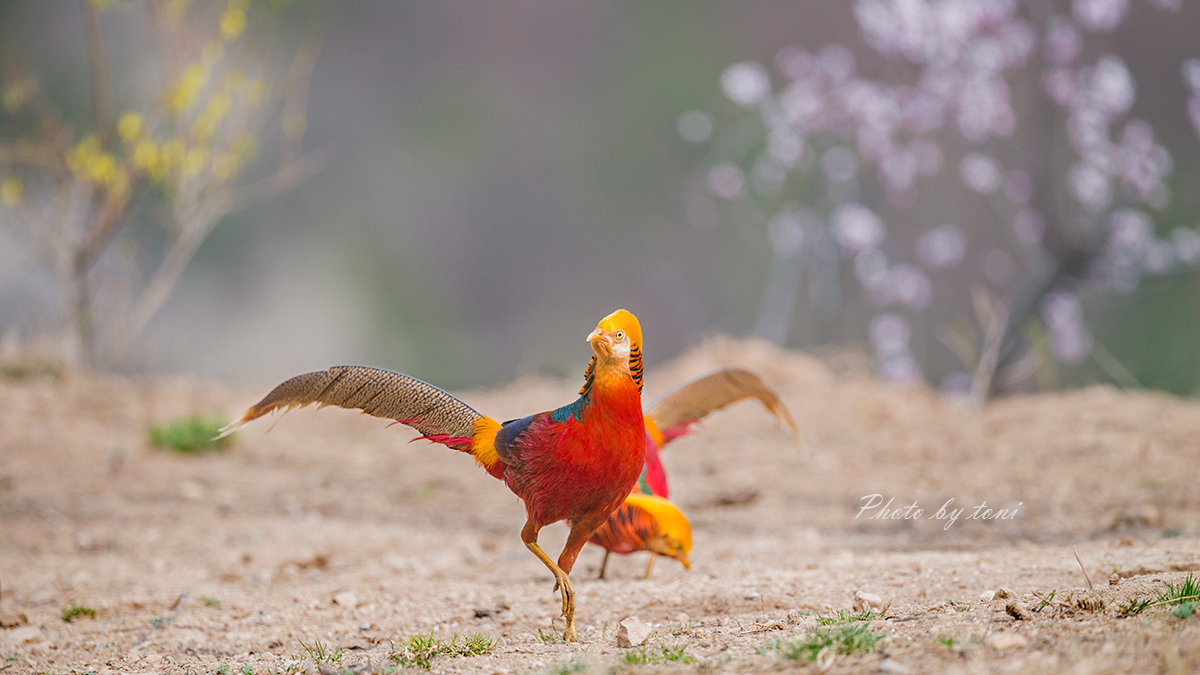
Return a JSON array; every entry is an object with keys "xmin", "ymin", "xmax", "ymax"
[{"xmin": 615, "ymin": 330, "xmax": 625, "ymax": 340}]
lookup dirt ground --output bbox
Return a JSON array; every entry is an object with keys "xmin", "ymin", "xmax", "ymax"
[{"xmin": 2, "ymin": 337, "xmax": 1199, "ymax": 674}]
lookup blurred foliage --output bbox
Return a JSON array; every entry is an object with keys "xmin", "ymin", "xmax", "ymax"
[
  {"xmin": 1, "ymin": 1, "xmax": 1199, "ymax": 398},
  {"xmin": 0, "ymin": 0, "xmax": 322, "ymax": 367},
  {"xmin": 148, "ymin": 415, "xmax": 230, "ymax": 454}
]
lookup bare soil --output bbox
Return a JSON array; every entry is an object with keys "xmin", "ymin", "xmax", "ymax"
[{"xmin": 2, "ymin": 338, "xmax": 1199, "ymax": 674}]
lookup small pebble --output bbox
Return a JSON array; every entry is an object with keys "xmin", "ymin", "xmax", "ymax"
[
  {"xmin": 1109, "ymin": 573, "xmax": 1120, "ymax": 585},
  {"xmin": 333, "ymin": 591, "xmax": 358, "ymax": 608},
  {"xmin": 979, "ymin": 590, "xmax": 995, "ymax": 603},
  {"xmin": 1005, "ymin": 600, "xmax": 1032, "ymax": 621},
  {"xmin": 359, "ymin": 623, "xmax": 371, "ymax": 630},
  {"xmin": 853, "ymin": 590, "xmax": 884, "ymax": 611},
  {"xmin": 995, "ymin": 587, "xmax": 1016, "ymax": 599},
  {"xmin": 617, "ymin": 616, "xmax": 651, "ymax": 647},
  {"xmin": 744, "ymin": 592, "xmax": 760, "ymax": 600}
]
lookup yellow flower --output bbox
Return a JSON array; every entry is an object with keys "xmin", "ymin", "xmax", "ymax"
[
  {"xmin": 2, "ymin": 83, "xmax": 25, "ymax": 113},
  {"xmin": 89, "ymin": 153, "xmax": 119, "ymax": 185},
  {"xmin": 66, "ymin": 135, "xmax": 103, "ymax": 178},
  {"xmin": 191, "ymin": 114, "xmax": 216, "ymax": 142},
  {"xmin": 220, "ymin": 8, "xmax": 246, "ymax": 40},
  {"xmin": 206, "ymin": 92, "xmax": 232, "ymax": 121},
  {"xmin": 183, "ymin": 147, "xmax": 208, "ymax": 176},
  {"xmin": 170, "ymin": 64, "xmax": 209, "ymax": 113},
  {"xmin": 132, "ymin": 140, "xmax": 159, "ymax": 169},
  {"xmin": 162, "ymin": 138, "xmax": 187, "ymax": 167},
  {"xmin": 118, "ymin": 112, "xmax": 143, "ymax": 142},
  {"xmin": 1, "ymin": 178, "xmax": 22, "ymax": 207}
]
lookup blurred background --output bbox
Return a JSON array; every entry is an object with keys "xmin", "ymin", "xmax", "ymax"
[{"xmin": 1, "ymin": 0, "xmax": 1199, "ymax": 396}]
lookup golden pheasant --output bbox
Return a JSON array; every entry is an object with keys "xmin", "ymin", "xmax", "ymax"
[
  {"xmin": 589, "ymin": 367, "xmax": 799, "ymax": 578},
  {"xmin": 220, "ymin": 309, "xmax": 647, "ymax": 642}
]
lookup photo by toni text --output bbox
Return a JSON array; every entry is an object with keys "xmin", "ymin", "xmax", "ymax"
[{"xmin": 856, "ymin": 494, "xmax": 1022, "ymax": 530}]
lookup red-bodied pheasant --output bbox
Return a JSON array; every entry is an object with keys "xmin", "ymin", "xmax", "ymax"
[
  {"xmin": 589, "ymin": 368, "xmax": 799, "ymax": 578},
  {"xmin": 219, "ymin": 309, "xmax": 647, "ymax": 641}
]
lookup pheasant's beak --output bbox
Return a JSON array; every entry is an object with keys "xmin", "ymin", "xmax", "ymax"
[
  {"xmin": 588, "ymin": 328, "xmax": 612, "ymax": 355},
  {"xmin": 646, "ymin": 535, "xmax": 691, "ymax": 569}
]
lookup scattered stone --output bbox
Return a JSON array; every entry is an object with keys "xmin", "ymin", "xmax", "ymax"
[
  {"xmin": 1005, "ymin": 601, "xmax": 1032, "ymax": 621},
  {"xmin": 616, "ymin": 616, "xmax": 651, "ymax": 647},
  {"xmin": 995, "ymin": 587, "xmax": 1016, "ymax": 599},
  {"xmin": 0, "ymin": 612, "xmax": 28, "ymax": 628},
  {"xmin": 359, "ymin": 623, "xmax": 371, "ymax": 630},
  {"xmin": 854, "ymin": 590, "xmax": 884, "ymax": 611},
  {"xmin": 986, "ymin": 632, "xmax": 1029, "ymax": 650},
  {"xmin": 1109, "ymin": 573, "xmax": 1120, "ymax": 585},
  {"xmin": 979, "ymin": 590, "xmax": 995, "ymax": 603},
  {"xmin": 332, "ymin": 591, "xmax": 358, "ymax": 608},
  {"xmin": 879, "ymin": 657, "xmax": 911, "ymax": 674},
  {"xmin": 744, "ymin": 592, "xmax": 760, "ymax": 600}
]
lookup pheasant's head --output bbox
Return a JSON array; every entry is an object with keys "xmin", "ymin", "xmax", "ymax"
[
  {"xmin": 628, "ymin": 493, "xmax": 692, "ymax": 570},
  {"xmin": 587, "ymin": 309, "xmax": 644, "ymax": 393}
]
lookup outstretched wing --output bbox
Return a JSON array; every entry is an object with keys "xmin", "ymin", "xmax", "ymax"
[
  {"xmin": 219, "ymin": 366, "xmax": 484, "ymax": 451},
  {"xmin": 646, "ymin": 367, "xmax": 798, "ymax": 445}
]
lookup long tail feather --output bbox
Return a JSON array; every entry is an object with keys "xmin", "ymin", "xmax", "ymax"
[
  {"xmin": 646, "ymin": 367, "xmax": 799, "ymax": 444},
  {"xmin": 218, "ymin": 366, "xmax": 484, "ymax": 451}
]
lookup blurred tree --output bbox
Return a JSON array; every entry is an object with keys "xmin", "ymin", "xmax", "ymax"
[
  {"xmin": 0, "ymin": 0, "xmax": 323, "ymax": 367},
  {"xmin": 691, "ymin": 0, "xmax": 1200, "ymax": 399}
]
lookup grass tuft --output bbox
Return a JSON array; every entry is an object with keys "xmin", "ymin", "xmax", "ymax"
[
  {"xmin": 621, "ymin": 645, "xmax": 693, "ymax": 665},
  {"xmin": 200, "ymin": 595, "xmax": 221, "ymax": 607},
  {"xmin": 1116, "ymin": 596, "xmax": 1152, "ymax": 617},
  {"xmin": 61, "ymin": 605, "xmax": 96, "ymax": 622},
  {"xmin": 814, "ymin": 607, "xmax": 878, "ymax": 625},
  {"xmin": 388, "ymin": 633, "xmax": 496, "ymax": 669},
  {"xmin": 778, "ymin": 624, "xmax": 884, "ymax": 661},
  {"xmin": 148, "ymin": 416, "xmax": 231, "ymax": 453},
  {"xmin": 536, "ymin": 627, "xmax": 565, "ymax": 644},
  {"xmin": 1157, "ymin": 573, "xmax": 1200, "ymax": 607},
  {"xmin": 299, "ymin": 639, "xmax": 342, "ymax": 666}
]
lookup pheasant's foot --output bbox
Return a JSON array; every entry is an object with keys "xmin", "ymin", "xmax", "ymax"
[
  {"xmin": 562, "ymin": 618, "xmax": 579, "ymax": 642},
  {"xmin": 555, "ymin": 570, "xmax": 574, "ymax": 621}
]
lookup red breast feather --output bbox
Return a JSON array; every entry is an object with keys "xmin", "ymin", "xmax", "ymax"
[{"xmin": 502, "ymin": 375, "xmax": 645, "ymax": 529}]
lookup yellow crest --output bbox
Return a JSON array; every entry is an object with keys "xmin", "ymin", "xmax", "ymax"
[
  {"xmin": 625, "ymin": 493, "xmax": 692, "ymax": 552},
  {"xmin": 595, "ymin": 309, "xmax": 643, "ymax": 394}
]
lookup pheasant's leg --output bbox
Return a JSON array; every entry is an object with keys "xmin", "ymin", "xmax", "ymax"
[
  {"xmin": 598, "ymin": 551, "xmax": 611, "ymax": 580},
  {"xmin": 522, "ymin": 521, "xmax": 577, "ymax": 641},
  {"xmin": 643, "ymin": 553, "xmax": 656, "ymax": 579},
  {"xmin": 551, "ymin": 517, "xmax": 607, "ymax": 642}
]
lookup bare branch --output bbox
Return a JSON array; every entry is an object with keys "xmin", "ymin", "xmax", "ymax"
[{"xmin": 79, "ymin": 0, "xmax": 114, "ymax": 147}]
